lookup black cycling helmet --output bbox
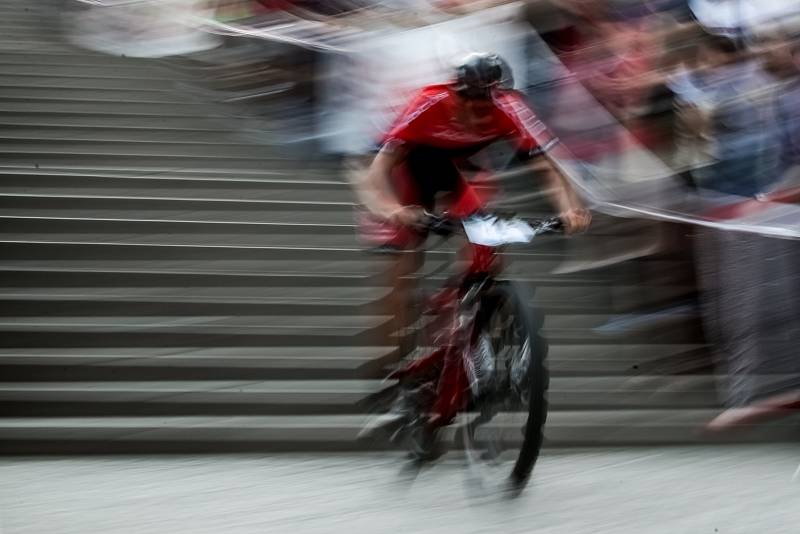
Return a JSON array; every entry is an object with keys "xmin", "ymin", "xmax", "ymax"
[{"xmin": 452, "ymin": 52, "xmax": 514, "ymax": 99}]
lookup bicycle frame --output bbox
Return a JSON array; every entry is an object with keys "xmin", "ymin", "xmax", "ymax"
[
  {"xmin": 390, "ymin": 240, "xmax": 502, "ymax": 429},
  {"xmin": 382, "ymin": 212, "xmax": 561, "ymax": 440}
]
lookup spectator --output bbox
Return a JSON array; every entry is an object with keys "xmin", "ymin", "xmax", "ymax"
[
  {"xmin": 671, "ymin": 34, "xmax": 780, "ymax": 195},
  {"xmin": 676, "ymin": 33, "xmax": 800, "ymax": 429},
  {"xmin": 772, "ymin": 40, "xmax": 800, "ymax": 184}
]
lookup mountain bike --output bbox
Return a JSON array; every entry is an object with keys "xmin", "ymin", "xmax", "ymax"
[{"xmin": 360, "ymin": 211, "xmax": 562, "ymax": 495}]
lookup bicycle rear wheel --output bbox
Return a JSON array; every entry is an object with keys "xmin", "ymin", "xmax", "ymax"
[{"xmin": 462, "ymin": 280, "xmax": 549, "ymax": 494}]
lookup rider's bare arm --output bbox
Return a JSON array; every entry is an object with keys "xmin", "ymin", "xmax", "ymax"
[
  {"xmin": 528, "ymin": 150, "xmax": 591, "ymax": 234},
  {"xmin": 493, "ymin": 89, "xmax": 591, "ymax": 234},
  {"xmin": 356, "ymin": 142, "xmax": 423, "ymax": 226}
]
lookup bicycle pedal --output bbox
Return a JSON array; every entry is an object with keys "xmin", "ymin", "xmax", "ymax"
[{"xmin": 409, "ymin": 442, "xmax": 446, "ymax": 463}]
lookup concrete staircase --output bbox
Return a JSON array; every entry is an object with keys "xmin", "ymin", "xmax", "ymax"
[{"xmin": 2, "ymin": 0, "xmax": 799, "ymax": 454}]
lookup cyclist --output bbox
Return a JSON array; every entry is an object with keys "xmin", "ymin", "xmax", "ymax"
[
  {"xmin": 355, "ymin": 52, "xmax": 591, "ymax": 251},
  {"xmin": 353, "ymin": 52, "xmax": 591, "ymax": 354},
  {"xmin": 354, "ymin": 53, "xmax": 591, "ymax": 452}
]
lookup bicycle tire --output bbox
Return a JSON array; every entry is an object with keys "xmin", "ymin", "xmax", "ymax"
[{"xmin": 468, "ymin": 279, "xmax": 549, "ymax": 492}]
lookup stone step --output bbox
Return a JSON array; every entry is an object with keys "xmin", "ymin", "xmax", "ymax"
[
  {"xmin": 0, "ymin": 9, "xmax": 56, "ymax": 21},
  {"xmin": 0, "ymin": 170, "xmax": 348, "ymax": 185},
  {"xmin": 0, "ymin": 217, "xmax": 662, "ymax": 261},
  {"xmin": 0, "ymin": 41, "xmax": 64, "ymax": 53},
  {"xmin": 0, "ymin": 100, "xmax": 227, "ymax": 117},
  {"xmin": 0, "ymin": 167, "xmax": 339, "ymax": 181},
  {"xmin": 0, "ymin": 125, "xmax": 269, "ymax": 144},
  {"xmin": 546, "ymin": 344, "xmax": 711, "ymax": 376},
  {"xmin": 0, "ymin": 176, "xmax": 355, "ymax": 201},
  {"xmin": 0, "ymin": 284, "xmax": 695, "ymax": 324},
  {"xmin": 0, "ymin": 312, "xmax": 682, "ymax": 331},
  {"xmin": 0, "ymin": 240, "xmax": 687, "ymax": 281},
  {"xmin": 0, "ymin": 154, "xmax": 326, "ymax": 171},
  {"xmin": 4, "ymin": 161, "xmax": 490, "ymax": 183},
  {"xmin": 0, "ymin": 285, "xmax": 386, "ymax": 301},
  {"xmin": 0, "ymin": 259, "xmax": 659, "ymax": 291},
  {"xmin": 0, "ymin": 194, "xmax": 353, "ymax": 213},
  {"xmin": 0, "ymin": 199, "xmax": 356, "ymax": 225},
  {"xmin": 2, "ymin": 411, "xmax": 799, "ymax": 453},
  {"xmin": 0, "ymin": 230, "xmax": 567, "ymax": 252},
  {"xmin": 0, "ymin": 189, "xmax": 555, "ymax": 212},
  {"xmin": 0, "ymin": 314, "xmax": 394, "ymax": 348},
  {"xmin": 0, "ymin": 346, "xmax": 399, "ymax": 381},
  {"xmin": 541, "ymin": 313, "xmax": 701, "ymax": 344},
  {"xmin": 0, "ymin": 283, "xmax": 693, "ymax": 310},
  {"xmin": 0, "ymin": 52, "xmax": 178, "ymax": 69},
  {"xmin": 0, "ymin": 234, "xmax": 673, "ymax": 265},
  {"xmin": 0, "ymin": 331, "xmax": 388, "ymax": 350},
  {"xmin": 0, "ymin": 344, "xmax": 709, "ymax": 381},
  {"xmin": 0, "ymin": 73, "xmax": 178, "ymax": 91},
  {"xmin": 0, "ymin": 287, "xmax": 389, "ymax": 317},
  {"xmin": 0, "ymin": 63, "xmax": 188, "ymax": 80},
  {"xmin": 0, "ymin": 375, "xmax": 724, "ymax": 416},
  {"xmin": 0, "ymin": 111, "xmax": 235, "ymax": 129},
  {"xmin": 0, "ymin": 87, "xmax": 190, "ymax": 104},
  {"xmin": 0, "ymin": 310, "xmax": 701, "ymax": 347},
  {"xmin": 0, "ymin": 174, "xmax": 343, "ymax": 190},
  {"xmin": 0, "ymin": 204, "xmax": 634, "ymax": 231},
  {"xmin": 0, "ymin": 139, "xmax": 291, "ymax": 160},
  {"xmin": 0, "ymin": 29, "xmax": 60, "ymax": 42},
  {"xmin": 0, "ymin": 189, "xmax": 658, "ymax": 238},
  {"xmin": 0, "ymin": 258, "xmax": 687, "ymax": 290},
  {"xmin": 4, "ymin": 163, "xmax": 532, "ymax": 184},
  {"xmin": 0, "ymin": 258, "xmax": 420, "ymax": 278},
  {"xmin": 0, "ymin": 314, "xmax": 391, "ymax": 335},
  {"xmin": 0, "ymin": 218, "xmax": 358, "ymax": 238},
  {"xmin": 0, "ymin": 267, "xmax": 612, "ymax": 290},
  {"xmin": 0, "ymin": 239, "xmax": 560, "ymax": 261},
  {"xmin": 0, "ymin": 295, "xmax": 690, "ymax": 320}
]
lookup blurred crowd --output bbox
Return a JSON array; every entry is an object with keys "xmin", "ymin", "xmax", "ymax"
[{"xmin": 61, "ymin": 0, "xmax": 800, "ymax": 426}]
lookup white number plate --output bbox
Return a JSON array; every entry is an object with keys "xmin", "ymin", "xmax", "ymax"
[{"xmin": 462, "ymin": 216, "xmax": 536, "ymax": 246}]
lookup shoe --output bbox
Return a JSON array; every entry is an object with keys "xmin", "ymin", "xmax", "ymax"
[
  {"xmin": 357, "ymin": 388, "xmax": 417, "ymax": 442},
  {"xmin": 706, "ymin": 391, "xmax": 800, "ymax": 431},
  {"xmin": 408, "ymin": 425, "xmax": 444, "ymax": 462}
]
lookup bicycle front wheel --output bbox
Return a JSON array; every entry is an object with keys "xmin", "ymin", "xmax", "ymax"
[{"xmin": 462, "ymin": 280, "xmax": 549, "ymax": 494}]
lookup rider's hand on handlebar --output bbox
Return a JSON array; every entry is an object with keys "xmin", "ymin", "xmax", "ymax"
[
  {"xmin": 560, "ymin": 207, "xmax": 591, "ymax": 234},
  {"xmin": 388, "ymin": 205, "xmax": 426, "ymax": 228}
]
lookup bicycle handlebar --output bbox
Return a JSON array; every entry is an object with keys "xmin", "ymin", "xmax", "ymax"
[{"xmin": 422, "ymin": 212, "xmax": 563, "ymax": 238}]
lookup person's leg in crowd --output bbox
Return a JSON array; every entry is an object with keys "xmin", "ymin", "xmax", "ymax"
[{"xmin": 704, "ymin": 231, "xmax": 800, "ymax": 429}]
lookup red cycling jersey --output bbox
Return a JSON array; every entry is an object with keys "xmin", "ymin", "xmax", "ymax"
[
  {"xmin": 383, "ymin": 84, "xmax": 557, "ymax": 156},
  {"xmin": 361, "ymin": 84, "xmax": 558, "ymax": 250}
]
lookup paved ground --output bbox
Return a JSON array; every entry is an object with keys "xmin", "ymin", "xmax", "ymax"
[{"xmin": 1, "ymin": 446, "xmax": 799, "ymax": 534}]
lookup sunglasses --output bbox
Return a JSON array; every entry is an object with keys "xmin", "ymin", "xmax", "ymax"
[{"xmin": 457, "ymin": 87, "xmax": 495, "ymax": 101}]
